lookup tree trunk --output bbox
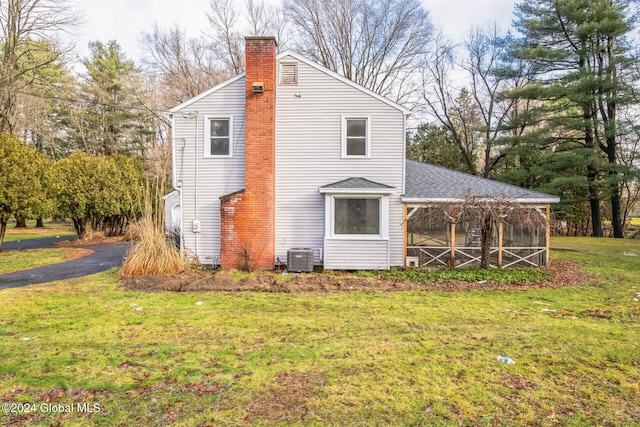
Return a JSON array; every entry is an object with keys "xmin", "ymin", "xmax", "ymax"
[
  {"xmin": 72, "ymin": 217, "xmax": 87, "ymax": 239},
  {"xmin": 587, "ymin": 166, "xmax": 603, "ymax": 237},
  {"xmin": 605, "ymin": 144, "xmax": 624, "ymax": 238},
  {"xmin": 15, "ymin": 217, "xmax": 27, "ymax": 228},
  {"xmin": 0, "ymin": 214, "xmax": 8, "ymax": 251},
  {"xmin": 36, "ymin": 218, "xmax": 44, "ymax": 228},
  {"xmin": 480, "ymin": 217, "xmax": 493, "ymax": 269}
]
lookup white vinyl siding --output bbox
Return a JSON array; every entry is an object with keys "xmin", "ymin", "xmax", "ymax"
[
  {"xmin": 324, "ymin": 239, "xmax": 390, "ymax": 270},
  {"xmin": 172, "ymin": 77, "xmax": 246, "ymax": 265},
  {"xmin": 275, "ymin": 54, "xmax": 405, "ymax": 269}
]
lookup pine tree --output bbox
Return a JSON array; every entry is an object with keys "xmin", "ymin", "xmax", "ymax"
[{"xmin": 510, "ymin": 0, "xmax": 638, "ymax": 237}]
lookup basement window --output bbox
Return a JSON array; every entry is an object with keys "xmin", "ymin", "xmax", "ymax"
[
  {"xmin": 204, "ymin": 116, "xmax": 232, "ymax": 157},
  {"xmin": 279, "ymin": 62, "xmax": 298, "ymax": 85}
]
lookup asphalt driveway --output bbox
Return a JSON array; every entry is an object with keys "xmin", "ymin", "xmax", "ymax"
[
  {"xmin": 2, "ymin": 235, "xmax": 77, "ymax": 251},
  {"xmin": 0, "ymin": 241, "xmax": 129, "ymax": 290}
]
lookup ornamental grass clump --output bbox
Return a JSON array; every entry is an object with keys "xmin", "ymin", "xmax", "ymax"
[{"xmin": 119, "ymin": 217, "xmax": 184, "ymax": 277}]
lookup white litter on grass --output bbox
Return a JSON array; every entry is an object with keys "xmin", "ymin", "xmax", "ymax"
[
  {"xmin": 622, "ymin": 251, "xmax": 638, "ymax": 256},
  {"xmin": 195, "ymin": 301, "xmax": 203, "ymax": 306},
  {"xmin": 136, "ymin": 307, "xmax": 143, "ymax": 311},
  {"xmin": 634, "ymin": 298, "xmax": 639, "ymax": 302},
  {"xmin": 541, "ymin": 308, "xmax": 557, "ymax": 313},
  {"xmin": 22, "ymin": 336, "xmax": 37, "ymax": 341},
  {"xmin": 130, "ymin": 303, "xmax": 137, "ymax": 307},
  {"xmin": 533, "ymin": 301, "xmax": 551, "ymax": 305}
]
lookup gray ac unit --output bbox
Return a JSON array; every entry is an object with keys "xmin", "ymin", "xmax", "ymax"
[{"xmin": 287, "ymin": 248, "xmax": 314, "ymax": 273}]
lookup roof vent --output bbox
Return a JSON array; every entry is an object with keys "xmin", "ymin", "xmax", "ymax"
[
  {"xmin": 279, "ymin": 63, "xmax": 298, "ymax": 85},
  {"xmin": 252, "ymin": 82, "xmax": 264, "ymax": 93}
]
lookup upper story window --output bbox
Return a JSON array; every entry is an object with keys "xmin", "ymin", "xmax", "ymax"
[
  {"xmin": 205, "ymin": 116, "xmax": 232, "ymax": 157},
  {"xmin": 342, "ymin": 116, "xmax": 370, "ymax": 158},
  {"xmin": 279, "ymin": 62, "xmax": 298, "ymax": 85}
]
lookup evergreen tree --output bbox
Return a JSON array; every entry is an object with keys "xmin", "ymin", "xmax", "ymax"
[
  {"xmin": 510, "ymin": 0, "xmax": 638, "ymax": 237},
  {"xmin": 407, "ymin": 123, "xmax": 467, "ymax": 172},
  {"xmin": 65, "ymin": 40, "xmax": 151, "ymax": 156}
]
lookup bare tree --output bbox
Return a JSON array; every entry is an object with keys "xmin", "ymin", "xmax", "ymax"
[
  {"xmin": 206, "ymin": 0, "xmax": 288, "ymax": 75},
  {"xmin": 422, "ymin": 26, "xmax": 533, "ymax": 178},
  {"xmin": 141, "ymin": 24, "xmax": 231, "ymax": 106},
  {"xmin": 207, "ymin": 0, "xmax": 245, "ymax": 75},
  {"xmin": 0, "ymin": 0, "xmax": 81, "ymax": 134},
  {"xmin": 284, "ymin": 0, "xmax": 433, "ymax": 105},
  {"xmin": 247, "ymin": 0, "xmax": 289, "ymax": 49}
]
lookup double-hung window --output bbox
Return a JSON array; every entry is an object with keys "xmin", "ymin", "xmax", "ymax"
[
  {"xmin": 342, "ymin": 116, "xmax": 370, "ymax": 158},
  {"xmin": 205, "ymin": 117, "xmax": 232, "ymax": 157}
]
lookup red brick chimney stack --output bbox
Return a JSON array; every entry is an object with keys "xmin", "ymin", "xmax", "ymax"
[{"xmin": 220, "ymin": 37, "xmax": 277, "ymax": 270}]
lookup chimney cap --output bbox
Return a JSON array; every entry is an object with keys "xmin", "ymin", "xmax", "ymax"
[{"xmin": 245, "ymin": 36, "xmax": 277, "ymax": 46}]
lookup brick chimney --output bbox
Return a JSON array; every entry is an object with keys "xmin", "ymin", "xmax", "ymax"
[{"xmin": 220, "ymin": 37, "xmax": 277, "ymax": 270}]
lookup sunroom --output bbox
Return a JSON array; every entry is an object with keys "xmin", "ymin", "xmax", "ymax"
[{"xmin": 403, "ymin": 160, "xmax": 560, "ymax": 269}]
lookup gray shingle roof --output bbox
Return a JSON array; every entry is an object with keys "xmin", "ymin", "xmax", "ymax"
[
  {"xmin": 320, "ymin": 177, "xmax": 395, "ymax": 190},
  {"xmin": 404, "ymin": 159, "xmax": 560, "ymax": 203}
]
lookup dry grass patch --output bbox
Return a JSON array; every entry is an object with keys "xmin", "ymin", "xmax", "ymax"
[
  {"xmin": 119, "ymin": 218, "xmax": 183, "ymax": 277},
  {"xmin": 246, "ymin": 371, "xmax": 324, "ymax": 423}
]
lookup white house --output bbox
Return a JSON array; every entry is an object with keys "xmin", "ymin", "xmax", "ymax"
[{"xmin": 169, "ymin": 37, "xmax": 559, "ymax": 271}]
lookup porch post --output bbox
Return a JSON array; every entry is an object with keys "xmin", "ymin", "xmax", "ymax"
[
  {"xmin": 403, "ymin": 204, "xmax": 407, "ymax": 265},
  {"xmin": 498, "ymin": 222, "xmax": 503, "ymax": 268},
  {"xmin": 449, "ymin": 219, "xmax": 456, "ymax": 268},
  {"xmin": 545, "ymin": 204, "xmax": 551, "ymax": 266}
]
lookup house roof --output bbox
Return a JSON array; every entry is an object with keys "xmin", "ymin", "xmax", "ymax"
[
  {"xmin": 319, "ymin": 177, "xmax": 395, "ymax": 194},
  {"xmin": 403, "ymin": 159, "xmax": 560, "ymax": 204}
]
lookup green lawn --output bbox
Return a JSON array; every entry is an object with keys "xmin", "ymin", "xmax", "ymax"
[
  {"xmin": 0, "ymin": 237, "xmax": 639, "ymax": 426},
  {"xmin": 0, "ymin": 248, "xmax": 74, "ymax": 274},
  {"xmin": 3, "ymin": 221, "xmax": 75, "ymax": 243}
]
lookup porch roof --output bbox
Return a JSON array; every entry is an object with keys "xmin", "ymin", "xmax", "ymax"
[
  {"xmin": 403, "ymin": 159, "xmax": 560, "ymax": 204},
  {"xmin": 319, "ymin": 177, "xmax": 395, "ymax": 194}
]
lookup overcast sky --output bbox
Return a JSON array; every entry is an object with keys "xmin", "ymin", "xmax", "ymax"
[{"xmin": 72, "ymin": 0, "xmax": 518, "ymax": 65}]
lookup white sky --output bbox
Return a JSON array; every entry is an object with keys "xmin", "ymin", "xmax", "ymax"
[{"xmin": 72, "ymin": 0, "xmax": 518, "ymax": 65}]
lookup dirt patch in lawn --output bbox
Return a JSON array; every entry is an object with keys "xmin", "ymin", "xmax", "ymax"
[
  {"xmin": 121, "ymin": 259, "xmax": 596, "ymax": 294},
  {"xmin": 63, "ymin": 248, "xmax": 94, "ymax": 261},
  {"xmin": 57, "ymin": 235, "xmax": 123, "ymax": 246}
]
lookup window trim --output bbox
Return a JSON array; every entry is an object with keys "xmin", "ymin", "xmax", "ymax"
[
  {"xmin": 341, "ymin": 116, "xmax": 371, "ymax": 159},
  {"xmin": 204, "ymin": 116, "xmax": 233, "ymax": 158},
  {"xmin": 324, "ymin": 194, "xmax": 389, "ymax": 240}
]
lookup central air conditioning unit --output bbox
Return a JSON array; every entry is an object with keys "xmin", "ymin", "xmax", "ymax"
[{"xmin": 287, "ymin": 248, "xmax": 314, "ymax": 273}]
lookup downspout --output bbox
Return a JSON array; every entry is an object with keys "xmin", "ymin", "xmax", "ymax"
[
  {"xmin": 170, "ymin": 115, "xmax": 186, "ymax": 257},
  {"xmin": 194, "ymin": 112, "xmax": 200, "ymax": 258}
]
